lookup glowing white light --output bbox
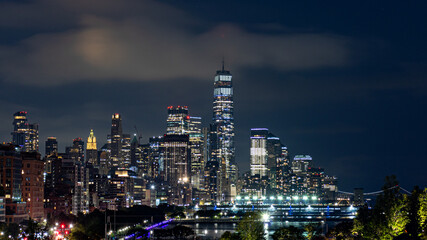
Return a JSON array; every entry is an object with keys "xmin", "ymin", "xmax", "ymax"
[{"xmin": 262, "ymin": 213, "xmax": 270, "ymax": 222}]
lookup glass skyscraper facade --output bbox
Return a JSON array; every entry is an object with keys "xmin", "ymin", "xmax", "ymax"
[
  {"xmin": 166, "ymin": 106, "xmax": 189, "ymax": 134},
  {"xmin": 250, "ymin": 128, "xmax": 269, "ymax": 178},
  {"xmin": 211, "ymin": 63, "xmax": 235, "ymax": 201}
]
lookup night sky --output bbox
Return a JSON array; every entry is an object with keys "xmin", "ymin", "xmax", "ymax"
[{"xmin": 0, "ymin": 0, "xmax": 426, "ymax": 192}]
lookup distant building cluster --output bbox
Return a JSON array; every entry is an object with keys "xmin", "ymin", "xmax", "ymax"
[
  {"xmin": 240, "ymin": 128, "xmax": 337, "ymax": 202},
  {"xmin": 1, "ymin": 64, "xmax": 340, "ymax": 223}
]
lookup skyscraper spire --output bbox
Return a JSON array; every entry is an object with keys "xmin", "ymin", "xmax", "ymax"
[
  {"xmin": 222, "ymin": 57, "xmax": 225, "ymax": 71},
  {"xmin": 87, "ymin": 129, "xmax": 97, "ymax": 150}
]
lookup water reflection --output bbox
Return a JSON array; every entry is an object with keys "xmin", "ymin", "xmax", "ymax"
[{"xmin": 167, "ymin": 221, "xmax": 339, "ymax": 240}]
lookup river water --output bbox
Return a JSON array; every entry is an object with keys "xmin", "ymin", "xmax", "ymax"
[{"xmin": 167, "ymin": 220, "xmax": 340, "ymax": 240}]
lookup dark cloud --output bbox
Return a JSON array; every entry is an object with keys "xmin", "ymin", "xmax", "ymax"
[{"xmin": 0, "ymin": 0, "xmax": 350, "ymax": 85}]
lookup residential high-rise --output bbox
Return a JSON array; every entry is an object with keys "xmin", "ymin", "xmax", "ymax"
[
  {"xmin": 11, "ymin": 111, "xmax": 39, "ymax": 152},
  {"xmin": 66, "ymin": 138, "xmax": 84, "ymax": 162},
  {"xmin": 44, "ymin": 154, "xmax": 75, "ymax": 218},
  {"xmin": 73, "ymin": 161, "xmax": 89, "ymax": 215},
  {"xmin": 21, "ymin": 152, "xmax": 44, "ymax": 221},
  {"xmin": 110, "ymin": 113, "xmax": 123, "ymax": 168},
  {"xmin": 292, "ymin": 155, "xmax": 312, "ymax": 173},
  {"xmin": 0, "ymin": 144, "xmax": 28, "ymax": 224},
  {"xmin": 45, "ymin": 137, "xmax": 58, "ymax": 157},
  {"xmin": 86, "ymin": 130, "xmax": 98, "ymax": 165},
  {"xmin": 289, "ymin": 155, "xmax": 313, "ymax": 195},
  {"xmin": 210, "ymin": 62, "xmax": 235, "ymax": 202}
]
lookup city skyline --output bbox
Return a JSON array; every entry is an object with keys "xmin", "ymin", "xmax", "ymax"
[{"xmin": 0, "ymin": 0, "xmax": 427, "ymax": 194}]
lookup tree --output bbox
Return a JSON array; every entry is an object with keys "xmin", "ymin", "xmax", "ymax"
[
  {"xmin": 304, "ymin": 223, "xmax": 321, "ymax": 240},
  {"xmin": 388, "ymin": 196, "xmax": 409, "ymax": 237},
  {"xmin": 220, "ymin": 231, "xmax": 241, "ymax": 240},
  {"xmin": 236, "ymin": 212, "xmax": 265, "ymax": 240},
  {"xmin": 327, "ymin": 221, "xmax": 354, "ymax": 240},
  {"xmin": 419, "ymin": 189, "xmax": 427, "ymax": 239},
  {"xmin": 353, "ymin": 175, "xmax": 410, "ymax": 239},
  {"xmin": 405, "ymin": 186, "xmax": 423, "ymax": 239},
  {"xmin": 272, "ymin": 226, "xmax": 304, "ymax": 240},
  {"xmin": 69, "ymin": 209, "xmax": 105, "ymax": 240},
  {"xmin": 0, "ymin": 223, "xmax": 20, "ymax": 239},
  {"xmin": 25, "ymin": 218, "xmax": 41, "ymax": 240},
  {"xmin": 171, "ymin": 225, "xmax": 195, "ymax": 240}
]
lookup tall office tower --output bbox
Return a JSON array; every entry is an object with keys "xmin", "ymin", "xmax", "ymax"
[
  {"xmin": 21, "ymin": 152, "xmax": 44, "ymax": 221},
  {"xmin": 210, "ymin": 62, "xmax": 235, "ymax": 202},
  {"xmin": 110, "ymin": 113, "xmax": 123, "ymax": 168},
  {"xmin": 11, "ymin": 111, "xmax": 39, "ymax": 152},
  {"xmin": 0, "ymin": 144, "xmax": 27, "ymax": 224},
  {"xmin": 250, "ymin": 128, "xmax": 269, "ymax": 178},
  {"xmin": 140, "ymin": 144, "xmax": 151, "ymax": 177},
  {"xmin": 131, "ymin": 135, "xmax": 151, "ymax": 178},
  {"xmin": 188, "ymin": 116, "xmax": 204, "ymax": 189},
  {"xmin": 166, "ymin": 106, "xmax": 189, "ymax": 134},
  {"xmin": 204, "ymin": 160, "xmax": 219, "ymax": 203},
  {"xmin": 202, "ymin": 127, "xmax": 210, "ymax": 164},
  {"xmin": 45, "ymin": 137, "xmax": 58, "ymax": 157},
  {"xmin": 121, "ymin": 133, "xmax": 131, "ymax": 168},
  {"xmin": 86, "ymin": 130, "xmax": 98, "ymax": 166},
  {"xmin": 98, "ymin": 144, "xmax": 110, "ymax": 176},
  {"xmin": 266, "ymin": 133, "xmax": 283, "ymax": 189},
  {"xmin": 131, "ymin": 135, "xmax": 141, "ymax": 167},
  {"xmin": 276, "ymin": 146, "xmax": 291, "ymax": 193},
  {"xmin": 163, "ymin": 134, "xmax": 191, "ymax": 205},
  {"xmin": 149, "ymin": 136, "xmax": 163, "ymax": 180},
  {"xmin": 67, "ymin": 138, "xmax": 85, "ymax": 162}
]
